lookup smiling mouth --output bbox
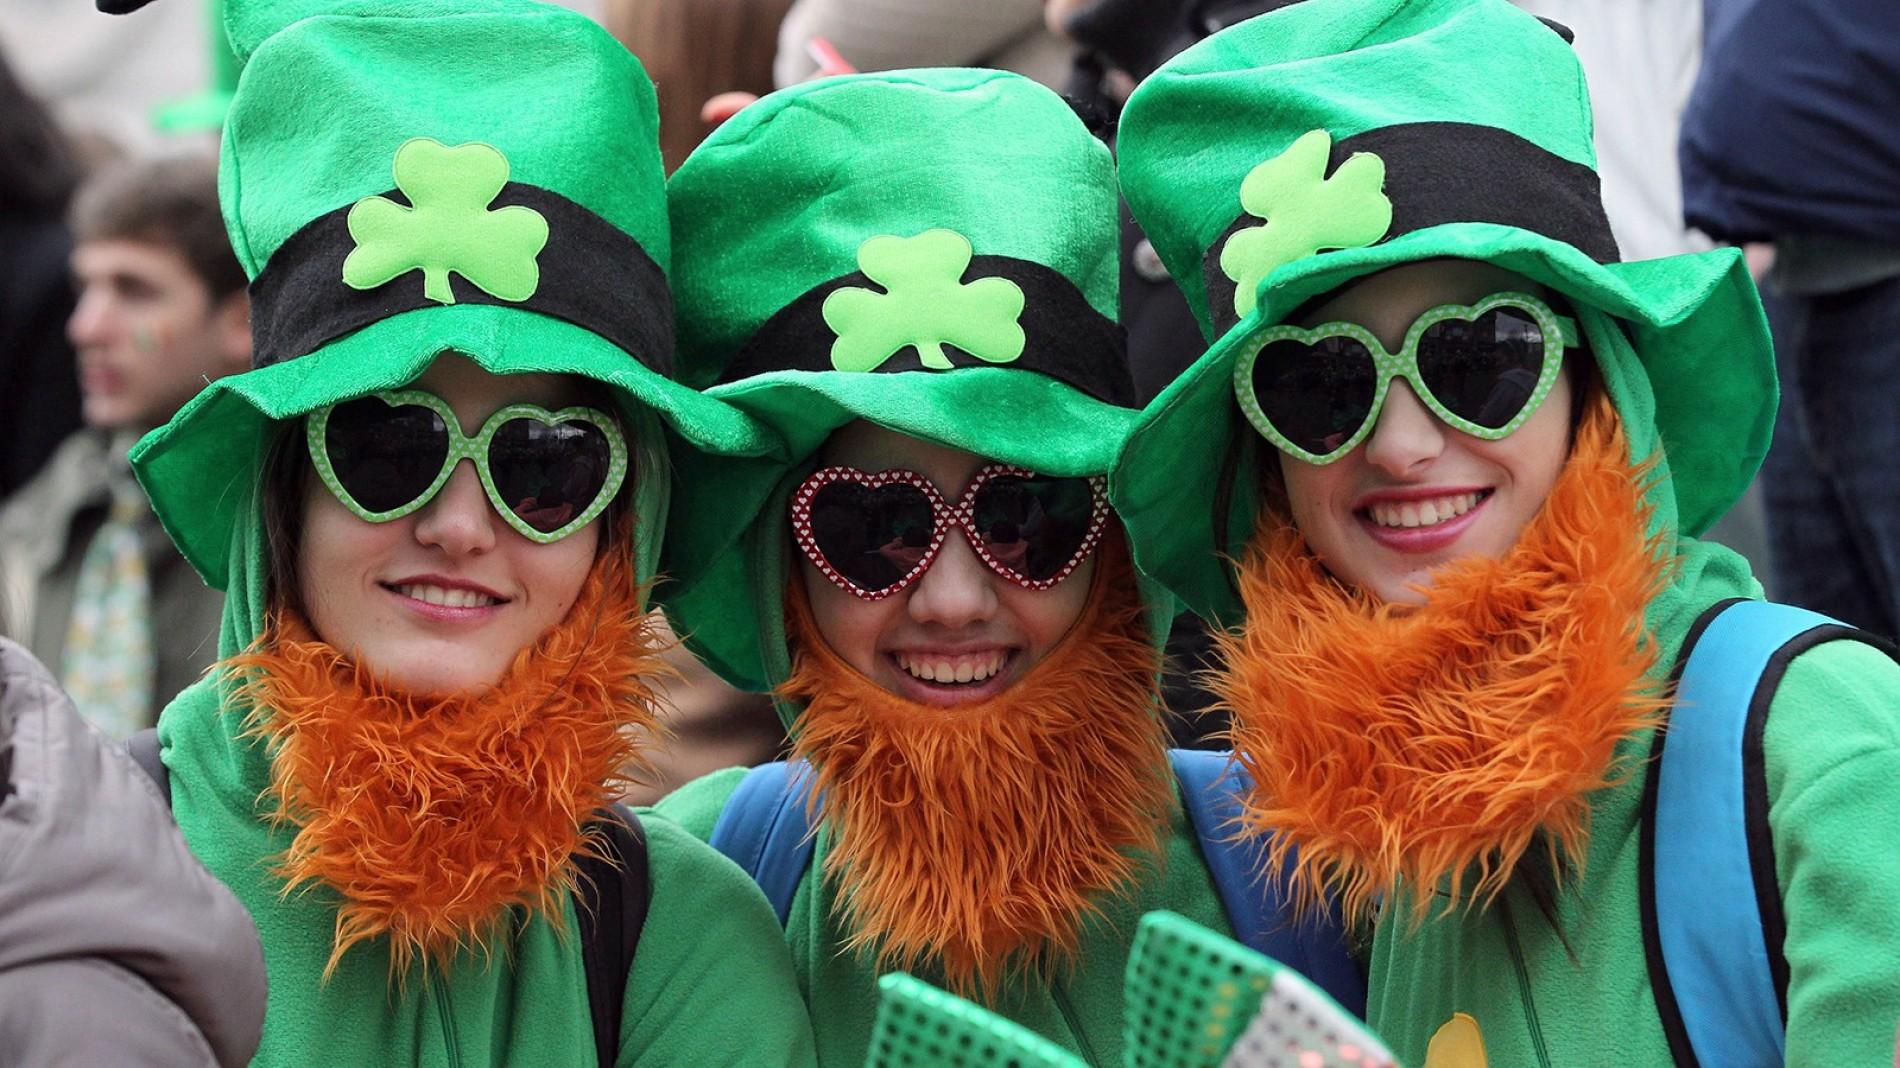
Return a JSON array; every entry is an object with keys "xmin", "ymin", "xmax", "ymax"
[
  {"xmin": 894, "ymin": 650, "xmax": 1012, "ymax": 686},
  {"xmin": 1360, "ymin": 490, "xmax": 1492, "ymax": 530},
  {"xmin": 385, "ymin": 583, "xmax": 505, "ymax": 608}
]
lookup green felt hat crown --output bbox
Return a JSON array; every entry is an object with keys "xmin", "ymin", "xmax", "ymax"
[
  {"xmin": 130, "ymin": 0, "xmax": 771, "ymax": 592},
  {"xmin": 861, "ymin": 912, "xmax": 1393, "ymax": 1068},
  {"xmin": 1110, "ymin": 0, "xmax": 1775, "ymax": 622},
  {"xmin": 660, "ymin": 69, "xmax": 1145, "ymax": 694}
]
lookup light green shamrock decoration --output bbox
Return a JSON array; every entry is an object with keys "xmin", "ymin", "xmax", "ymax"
[
  {"xmin": 821, "ymin": 229, "xmax": 1026, "ymax": 372},
  {"xmin": 1218, "ymin": 128, "xmax": 1392, "ymax": 320},
  {"xmin": 342, "ymin": 138, "xmax": 550, "ymax": 305}
]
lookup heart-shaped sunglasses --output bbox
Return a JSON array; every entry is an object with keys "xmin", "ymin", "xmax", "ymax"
[
  {"xmin": 1233, "ymin": 291, "xmax": 1579, "ymax": 465},
  {"xmin": 306, "ymin": 389, "xmax": 627, "ymax": 544},
  {"xmin": 790, "ymin": 463, "xmax": 1109, "ymax": 600}
]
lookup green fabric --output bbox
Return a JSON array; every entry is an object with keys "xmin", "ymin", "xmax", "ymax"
[
  {"xmin": 1221, "ymin": 129, "xmax": 1392, "ymax": 321},
  {"xmin": 650, "ymin": 774, "xmax": 1233, "ymax": 1068},
  {"xmin": 661, "ymin": 69, "xmax": 1147, "ymax": 696},
  {"xmin": 823, "ymin": 230, "xmax": 1027, "ymax": 372},
  {"xmin": 1365, "ymin": 637, "xmax": 1900, "ymax": 1066},
  {"xmin": 1109, "ymin": 0, "xmax": 1777, "ymax": 624},
  {"xmin": 159, "ymin": 679, "xmax": 816, "ymax": 1067},
  {"xmin": 135, "ymin": 0, "xmax": 776, "ymax": 591},
  {"xmin": 341, "ymin": 138, "xmax": 550, "ymax": 304}
]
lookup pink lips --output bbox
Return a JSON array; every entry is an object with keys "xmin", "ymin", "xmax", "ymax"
[
  {"xmin": 1354, "ymin": 487, "xmax": 1492, "ymax": 555},
  {"xmin": 885, "ymin": 649, "xmax": 1018, "ymax": 708},
  {"xmin": 382, "ymin": 574, "xmax": 510, "ymax": 624}
]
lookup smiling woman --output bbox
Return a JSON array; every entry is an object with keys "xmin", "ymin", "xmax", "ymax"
[{"xmin": 111, "ymin": 0, "xmax": 816, "ymax": 1062}]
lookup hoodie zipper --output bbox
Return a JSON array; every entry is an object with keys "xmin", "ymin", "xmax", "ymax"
[
  {"xmin": 432, "ymin": 979, "xmax": 463, "ymax": 1068},
  {"xmin": 1496, "ymin": 897, "xmax": 1553, "ymax": 1068},
  {"xmin": 1050, "ymin": 979, "xmax": 1102, "ymax": 1067}
]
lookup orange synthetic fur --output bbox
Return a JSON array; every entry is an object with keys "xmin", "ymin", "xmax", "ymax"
[
  {"xmin": 780, "ymin": 533, "xmax": 1174, "ymax": 997},
  {"xmin": 224, "ymin": 530, "xmax": 666, "ymax": 976},
  {"xmin": 1216, "ymin": 392, "xmax": 1670, "ymax": 928}
]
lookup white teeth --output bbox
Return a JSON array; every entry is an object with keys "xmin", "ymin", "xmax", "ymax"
[
  {"xmin": 897, "ymin": 652, "xmax": 1006, "ymax": 685},
  {"xmin": 1366, "ymin": 492, "xmax": 1482, "ymax": 530},
  {"xmin": 398, "ymin": 584, "xmax": 499, "ymax": 608}
]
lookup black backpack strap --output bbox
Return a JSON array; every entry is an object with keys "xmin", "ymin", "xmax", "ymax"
[
  {"xmin": 575, "ymin": 803, "xmax": 649, "ymax": 1068},
  {"xmin": 126, "ymin": 727, "xmax": 170, "ymax": 806}
]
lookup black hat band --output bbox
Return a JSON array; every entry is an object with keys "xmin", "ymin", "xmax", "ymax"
[
  {"xmin": 248, "ymin": 183, "xmax": 674, "ymax": 375},
  {"xmin": 720, "ymin": 255, "xmax": 1135, "ymax": 407}
]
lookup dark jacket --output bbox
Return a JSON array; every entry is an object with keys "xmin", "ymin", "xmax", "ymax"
[
  {"xmin": 0, "ymin": 637, "xmax": 265, "ymax": 1066},
  {"xmin": 1680, "ymin": 0, "xmax": 1900, "ymax": 243},
  {"xmin": 0, "ymin": 217, "xmax": 81, "ymax": 497}
]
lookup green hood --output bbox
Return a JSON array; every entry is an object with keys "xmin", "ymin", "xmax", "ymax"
[
  {"xmin": 658, "ymin": 68, "xmax": 1171, "ymax": 702},
  {"xmin": 1108, "ymin": 0, "xmax": 1774, "ymax": 640}
]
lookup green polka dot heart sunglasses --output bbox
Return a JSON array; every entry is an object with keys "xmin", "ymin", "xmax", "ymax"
[
  {"xmin": 1232, "ymin": 291, "xmax": 1579, "ymax": 465},
  {"xmin": 305, "ymin": 389, "xmax": 628, "ymax": 544}
]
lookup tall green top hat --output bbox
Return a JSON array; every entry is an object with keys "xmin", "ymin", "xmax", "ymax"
[
  {"xmin": 127, "ymin": 0, "xmax": 771, "ymax": 596},
  {"xmin": 661, "ymin": 68, "xmax": 1144, "ymax": 695},
  {"xmin": 1109, "ymin": 0, "xmax": 1776, "ymax": 622}
]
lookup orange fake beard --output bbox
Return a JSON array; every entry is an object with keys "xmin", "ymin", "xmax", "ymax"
[
  {"xmin": 780, "ymin": 533, "xmax": 1174, "ymax": 997},
  {"xmin": 224, "ymin": 538, "xmax": 665, "ymax": 975},
  {"xmin": 1216, "ymin": 392, "xmax": 1670, "ymax": 927}
]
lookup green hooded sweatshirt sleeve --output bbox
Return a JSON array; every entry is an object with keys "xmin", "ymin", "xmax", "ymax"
[{"xmin": 1109, "ymin": 2, "xmax": 1900, "ymax": 1065}]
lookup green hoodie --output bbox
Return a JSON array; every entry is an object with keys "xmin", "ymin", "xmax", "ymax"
[
  {"xmin": 1108, "ymin": 1, "xmax": 1900, "ymax": 1064},
  {"xmin": 648, "ymin": 70, "xmax": 1252, "ymax": 1067},
  {"xmin": 124, "ymin": 0, "xmax": 815, "ymax": 1062}
]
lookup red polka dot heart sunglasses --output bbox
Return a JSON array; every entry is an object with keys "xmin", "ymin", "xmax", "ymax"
[{"xmin": 789, "ymin": 463, "xmax": 1110, "ymax": 600}]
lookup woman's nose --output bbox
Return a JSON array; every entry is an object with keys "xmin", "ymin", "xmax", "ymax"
[
  {"xmin": 411, "ymin": 459, "xmax": 499, "ymax": 556},
  {"xmin": 1361, "ymin": 379, "xmax": 1447, "ymax": 477}
]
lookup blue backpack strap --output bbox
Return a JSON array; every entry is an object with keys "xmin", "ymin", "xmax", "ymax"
[
  {"xmin": 1170, "ymin": 748, "xmax": 1366, "ymax": 1017},
  {"xmin": 708, "ymin": 760, "xmax": 818, "ymax": 927},
  {"xmin": 1640, "ymin": 598, "xmax": 1869, "ymax": 1067}
]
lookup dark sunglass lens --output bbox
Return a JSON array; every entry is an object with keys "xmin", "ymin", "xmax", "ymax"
[
  {"xmin": 1251, "ymin": 335, "xmax": 1379, "ymax": 456},
  {"xmin": 970, "ymin": 474, "xmax": 1096, "ymax": 582},
  {"xmin": 488, "ymin": 418, "xmax": 613, "ymax": 534},
  {"xmin": 324, "ymin": 397, "xmax": 449, "ymax": 513},
  {"xmin": 1416, "ymin": 306, "xmax": 1548, "ymax": 430},
  {"xmin": 806, "ymin": 480, "xmax": 938, "ymax": 592}
]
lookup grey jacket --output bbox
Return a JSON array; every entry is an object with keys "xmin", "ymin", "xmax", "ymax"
[
  {"xmin": 0, "ymin": 429, "xmax": 224, "ymax": 731},
  {"xmin": 0, "ymin": 637, "xmax": 264, "ymax": 1067}
]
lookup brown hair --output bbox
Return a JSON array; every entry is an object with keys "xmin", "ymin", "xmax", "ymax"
[
  {"xmin": 69, "ymin": 152, "xmax": 246, "ymax": 299},
  {"xmin": 601, "ymin": 0, "xmax": 794, "ymax": 173}
]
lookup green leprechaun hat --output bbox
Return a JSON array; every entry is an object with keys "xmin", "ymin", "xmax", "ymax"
[
  {"xmin": 660, "ymin": 68, "xmax": 1148, "ymax": 695},
  {"xmin": 861, "ymin": 912, "xmax": 1393, "ymax": 1068},
  {"xmin": 1109, "ymin": 0, "xmax": 1775, "ymax": 623},
  {"xmin": 124, "ymin": 0, "xmax": 774, "ymax": 598}
]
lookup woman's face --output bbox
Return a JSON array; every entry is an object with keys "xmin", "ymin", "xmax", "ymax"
[
  {"xmin": 797, "ymin": 422, "xmax": 1097, "ymax": 707},
  {"xmin": 1275, "ymin": 260, "xmax": 1575, "ymax": 604},
  {"xmin": 297, "ymin": 354, "xmax": 604, "ymax": 693}
]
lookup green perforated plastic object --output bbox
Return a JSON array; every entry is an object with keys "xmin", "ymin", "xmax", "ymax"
[
  {"xmin": 1124, "ymin": 911, "xmax": 1394, "ymax": 1068},
  {"xmin": 865, "ymin": 973, "xmax": 1086, "ymax": 1068}
]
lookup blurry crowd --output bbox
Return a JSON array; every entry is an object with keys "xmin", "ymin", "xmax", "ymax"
[{"xmin": 0, "ymin": 0, "xmax": 1895, "ymax": 785}]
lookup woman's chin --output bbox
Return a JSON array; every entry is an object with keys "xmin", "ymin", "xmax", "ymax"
[{"xmin": 353, "ymin": 644, "xmax": 508, "ymax": 696}]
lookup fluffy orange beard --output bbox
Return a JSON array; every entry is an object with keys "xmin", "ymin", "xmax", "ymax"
[
  {"xmin": 1216, "ymin": 392, "xmax": 1670, "ymax": 928},
  {"xmin": 780, "ymin": 533, "xmax": 1174, "ymax": 997},
  {"xmin": 224, "ymin": 536, "xmax": 665, "ymax": 976}
]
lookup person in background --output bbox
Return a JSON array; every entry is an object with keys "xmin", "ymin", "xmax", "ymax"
[
  {"xmin": 773, "ymin": 0, "xmax": 1073, "ymax": 90},
  {"xmin": 1681, "ymin": 0, "xmax": 1900, "ymax": 641},
  {"xmin": 0, "ymin": 50, "xmax": 84, "ymax": 499},
  {"xmin": 0, "ymin": 636, "xmax": 264, "ymax": 1067},
  {"xmin": 0, "ymin": 151, "xmax": 249, "ymax": 739}
]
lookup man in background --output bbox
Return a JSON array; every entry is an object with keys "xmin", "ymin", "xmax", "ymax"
[{"xmin": 0, "ymin": 151, "xmax": 249, "ymax": 737}]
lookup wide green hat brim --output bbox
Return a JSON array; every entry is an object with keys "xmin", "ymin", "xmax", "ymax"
[
  {"xmin": 133, "ymin": 303, "xmax": 776, "ymax": 592},
  {"xmin": 1110, "ymin": 226, "xmax": 1775, "ymax": 624},
  {"xmin": 660, "ymin": 367, "xmax": 1140, "ymax": 695}
]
